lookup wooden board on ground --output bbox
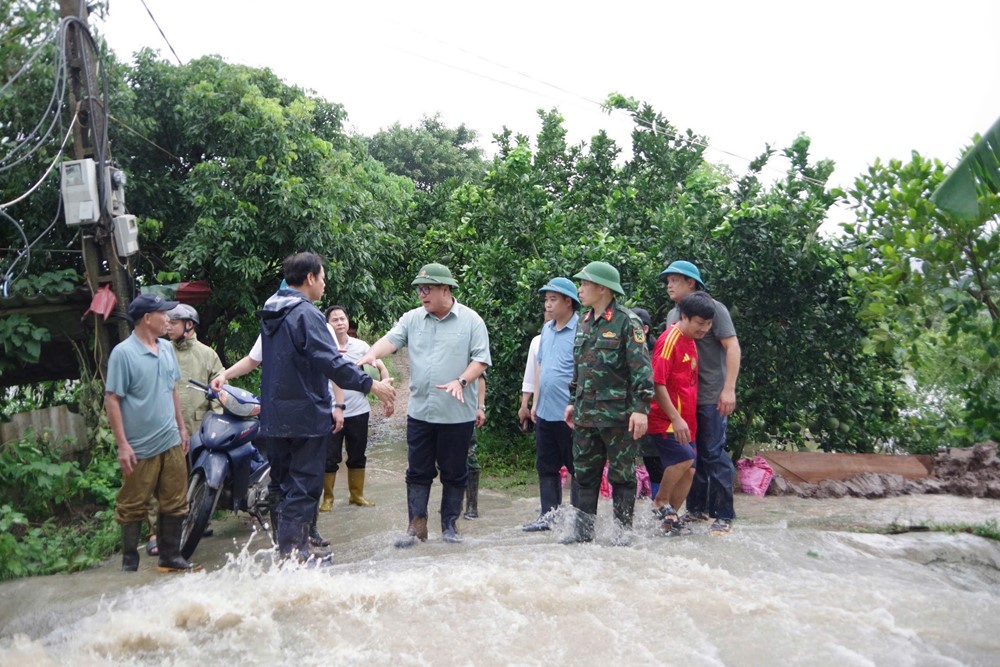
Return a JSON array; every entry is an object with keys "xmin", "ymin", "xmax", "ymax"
[{"xmin": 759, "ymin": 451, "xmax": 934, "ymax": 484}]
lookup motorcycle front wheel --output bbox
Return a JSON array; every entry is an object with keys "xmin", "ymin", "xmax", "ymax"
[{"xmin": 180, "ymin": 471, "xmax": 220, "ymax": 560}]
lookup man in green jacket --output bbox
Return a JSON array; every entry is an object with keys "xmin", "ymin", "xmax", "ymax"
[{"xmin": 563, "ymin": 261, "xmax": 653, "ymax": 545}]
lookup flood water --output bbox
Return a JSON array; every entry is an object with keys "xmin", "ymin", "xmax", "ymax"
[{"xmin": 2, "ymin": 416, "xmax": 1000, "ymax": 666}]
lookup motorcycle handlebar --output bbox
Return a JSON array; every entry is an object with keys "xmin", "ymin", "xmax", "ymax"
[{"xmin": 188, "ymin": 379, "xmax": 210, "ymax": 390}]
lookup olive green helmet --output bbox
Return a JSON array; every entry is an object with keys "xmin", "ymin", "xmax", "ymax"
[
  {"xmin": 574, "ymin": 261, "xmax": 624, "ymax": 296},
  {"xmin": 411, "ymin": 263, "xmax": 458, "ymax": 287}
]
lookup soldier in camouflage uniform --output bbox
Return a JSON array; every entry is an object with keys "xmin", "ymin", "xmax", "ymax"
[{"xmin": 562, "ymin": 261, "xmax": 653, "ymax": 544}]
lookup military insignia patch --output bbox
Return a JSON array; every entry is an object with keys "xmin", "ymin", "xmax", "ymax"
[
  {"xmin": 633, "ymin": 327, "xmax": 645, "ymax": 344},
  {"xmin": 602, "ymin": 331, "xmax": 617, "ymax": 338}
]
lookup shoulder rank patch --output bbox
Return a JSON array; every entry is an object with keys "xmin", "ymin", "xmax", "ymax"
[
  {"xmin": 633, "ymin": 327, "xmax": 645, "ymax": 344},
  {"xmin": 602, "ymin": 330, "xmax": 618, "ymax": 339}
]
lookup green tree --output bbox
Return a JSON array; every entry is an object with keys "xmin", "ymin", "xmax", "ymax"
[
  {"xmin": 844, "ymin": 137, "xmax": 1000, "ymax": 445},
  {"xmin": 112, "ymin": 51, "xmax": 414, "ymax": 360},
  {"xmin": 368, "ymin": 113, "xmax": 485, "ymax": 190}
]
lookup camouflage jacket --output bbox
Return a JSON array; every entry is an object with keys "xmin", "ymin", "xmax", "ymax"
[{"xmin": 569, "ymin": 300, "xmax": 653, "ymax": 427}]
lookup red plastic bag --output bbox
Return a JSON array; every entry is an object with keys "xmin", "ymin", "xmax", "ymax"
[
  {"xmin": 737, "ymin": 455, "xmax": 774, "ymax": 496},
  {"xmin": 600, "ymin": 463, "xmax": 612, "ymax": 498}
]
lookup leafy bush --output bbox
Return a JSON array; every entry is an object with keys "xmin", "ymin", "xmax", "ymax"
[{"xmin": 0, "ymin": 428, "xmax": 120, "ymax": 580}]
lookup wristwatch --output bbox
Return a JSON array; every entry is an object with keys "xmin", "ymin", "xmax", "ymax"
[
  {"xmin": 457, "ymin": 377, "xmax": 468, "ymax": 387},
  {"xmin": 334, "ymin": 403, "xmax": 347, "ymax": 410},
  {"xmin": 478, "ymin": 405, "xmax": 486, "ymax": 411}
]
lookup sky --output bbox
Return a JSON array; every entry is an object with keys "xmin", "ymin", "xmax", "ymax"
[{"xmin": 98, "ymin": 1, "xmax": 1000, "ymax": 227}]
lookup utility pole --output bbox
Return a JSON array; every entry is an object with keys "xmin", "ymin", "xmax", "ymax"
[{"xmin": 59, "ymin": 0, "xmax": 131, "ymax": 376}]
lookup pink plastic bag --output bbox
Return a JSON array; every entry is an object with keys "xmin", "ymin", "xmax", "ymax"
[
  {"xmin": 600, "ymin": 462, "xmax": 652, "ymax": 498},
  {"xmin": 737, "ymin": 456, "xmax": 774, "ymax": 496}
]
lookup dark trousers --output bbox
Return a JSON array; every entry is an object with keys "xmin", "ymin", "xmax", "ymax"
[
  {"xmin": 535, "ymin": 418, "xmax": 575, "ymax": 478},
  {"xmin": 325, "ymin": 412, "xmax": 370, "ymax": 471},
  {"xmin": 269, "ymin": 435, "xmax": 327, "ymax": 525},
  {"xmin": 686, "ymin": 404, "xmax": 736, "ymax": 520},
  {"xmin": 405, "ymin": 417, "xmax": 474, "ymax": 488}
]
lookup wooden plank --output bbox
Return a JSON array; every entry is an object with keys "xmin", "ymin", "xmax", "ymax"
[{"xmin": 759, "ymin": 451, "xmax": 934, "ymax": 484}]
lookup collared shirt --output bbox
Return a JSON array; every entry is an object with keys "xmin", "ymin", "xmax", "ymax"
[
  {"xmin": 328, "ymin": 325, "xmax": 374, "ymax": 418},
  {"xmin": 385, "ymin": 298, "xmax": 491, "ymax": 424},
  {"xmin": 105, "ymin": 333, "xmax": 181, "ymax": 460},
  {"xmin": 535, "ymin": 313, "xmax": 579, "ymax": 421},
  {"xmin": 666, "ymin": 297, "xmax": 736, "ymax": 405},
  {"xmin": 570, "ymin": 301, "xmax": 653, "ymax": 427}
]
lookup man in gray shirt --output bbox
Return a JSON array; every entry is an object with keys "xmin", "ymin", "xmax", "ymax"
[
  {"xmin": 661, "ymin": 261, "xmax": 741, "ymax": 535},
  {"xmin": 358, "ymin": 263, "xmax": 491, "ymax": 547}
]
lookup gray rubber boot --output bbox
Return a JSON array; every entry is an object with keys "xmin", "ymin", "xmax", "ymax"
[
  {"xmin": 121, "ymin": 522, "xmax": 141, "ymax": 572},
  {"xmin": 441, "ymin": 484, "xmax": 464, "ymax": 543},
  {"xmin": 463, "ymin": 469, "xmax": 480, "ymax": 519},
  {"xmin": 560, "ymin": 485, "xmax": 599, "ymax": 544},
  {"xmin": 395, "ymin": 484, "xmax": 431, "ymax": 549},
  {"xmin": 522, "ymin": 475, "xmax": 562, "ymax": 532}
]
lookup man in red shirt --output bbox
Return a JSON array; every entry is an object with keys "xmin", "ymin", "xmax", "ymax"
[{"xmin": 647, "ymin": 292, "xmax": 716, "ymax": 535}]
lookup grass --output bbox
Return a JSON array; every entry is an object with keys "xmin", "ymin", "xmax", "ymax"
[
  {"xmin": 476, "ymin": 428, "xmax": 536, "ymax": 489},
  {"xmin": 881, "ymin": 519, "xmax": 1000, "ymax": 541}
]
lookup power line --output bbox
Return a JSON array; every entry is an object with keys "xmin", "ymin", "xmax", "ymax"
[
  {"xmin": 388, "ymin": 23, "xmax": 827, "ymax": 187},
  {"xmin": 139, "ymin": 0, "xmax": 183, "ymax": 65},
  {"xmin": 0, "ymin": 109, "xmax": 78, "ymax": 210},
  {"xmin": 107, "ymin": 113, "xmax": 184, "ymax": 163}
]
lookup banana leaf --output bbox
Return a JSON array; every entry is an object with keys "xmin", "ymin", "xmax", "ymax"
[{"xmin": 931, "ymin": 116, "xmax": 1000, "ymax": 220}]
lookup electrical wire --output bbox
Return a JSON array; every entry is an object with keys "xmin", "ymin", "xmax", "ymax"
[
  {"xmin": 387, "ymin": 22, "xmax": 827, "ymax": 187},
  {"xmin": 139, "ymin": 0, "xmax": 183, "ymax": 65},
  {"xmin": 1, "ymin": 209, "xmax": 30, "ymax": 296},
  {"xmin": 107, "ymin": 113, "xmax": 184, "ymax": 163},
  {"xmin": 0, "ymin": 109, "xmax": 78, "ymax": 210},
  {"xmin": 0, "ymin": 25, "xmax": 58, "ymax": 97},
  {"xmin": 0, "ymin": 26, "xmax": 68, "ymax": 173}
]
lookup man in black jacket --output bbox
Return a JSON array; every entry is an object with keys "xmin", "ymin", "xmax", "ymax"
[{"xmin": 259, "ymin": 252, "xmax": 395, "ymax": 561}]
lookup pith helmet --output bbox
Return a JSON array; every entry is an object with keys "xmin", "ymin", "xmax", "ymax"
[
  {"xmin": 538, "ymin": 276, "xmax": 580, "ymax": 304},
  {"xmin": 574, "ymin": 261, "xmax": 624, "ymax": 296},
  {"xmin": 167, "ymin": 304, "xmax": 200, "ymax": 325},
  {"xmin": 658, "ymin": 260, "xmax": 706, "ymax": 289},
  {"xmin": 411, "ymin": 263, "xmax": 458, "ymax": 287}
]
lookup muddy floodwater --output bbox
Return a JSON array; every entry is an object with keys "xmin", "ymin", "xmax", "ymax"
[{"xmin": 2, "ymin": 385, "xmax": 999, "ymax": 665}]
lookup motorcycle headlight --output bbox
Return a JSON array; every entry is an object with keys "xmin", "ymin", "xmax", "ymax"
[{"xmin": 219, "ymin": 386, "xmax": 261, "ymax": 417}]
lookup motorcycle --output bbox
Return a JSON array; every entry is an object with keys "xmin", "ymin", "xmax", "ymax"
[{"xmin": 180, "ymin": 379, "xmax": 271, "ymax": 559}]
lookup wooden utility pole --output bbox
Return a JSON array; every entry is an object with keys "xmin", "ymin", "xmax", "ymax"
[{"xmin": 59, "ymin": 0, "xmax": 131, "ymax": 375}]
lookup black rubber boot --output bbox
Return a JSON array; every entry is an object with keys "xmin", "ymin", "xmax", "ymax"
[
  {"xmin": 267, "ymin": 493, "xmax": 281, "ymax": 545},
  {"xmin": 522, "ymin": 475, "xmax": 562, "ymax": 532},
  {"xmin": 121, "ymin": 522, "xmax": 141, "ymax": 572},
  {"xmin": 157, "ymin": 514, "xmax": 199, "ymax": 572},
  {"xmin": 560, "ymin": 485, "xmax": 599, "ymax": 544},
  {"xmin": 309, "ymin": 507, "xmax": 330, "ymax": 547},
  {"xmin": 395, "ymin": 484, "xmax": 431, "ymax": 549},
  {"xmin": 441, "ymin": 484, "xmax": 464, "ymax": 543},
  {"xmin": 611, "ymin": 484, "xmax": 637, "ymax": 546},
  {"xmin": 463, "ymin": 469, "xmax": 480, "ymax": 519}
]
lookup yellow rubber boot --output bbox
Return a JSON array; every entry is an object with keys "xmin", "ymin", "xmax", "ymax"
[
  {"xmin": 348, "ymin": 468, "xmax": 374, "ymax": 506},
  {"xmin": 319, "ymin": 472, "xmax": 336, "ymax": 512}
]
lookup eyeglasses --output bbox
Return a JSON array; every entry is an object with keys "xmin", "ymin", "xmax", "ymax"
[{"xmin": 416, "ymin": 285, "xmax": 433, "ymax": 296}]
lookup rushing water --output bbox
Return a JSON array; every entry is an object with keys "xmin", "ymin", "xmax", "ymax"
[{"xmin": 2, "ymin": 428, "xmax": 1000, "ymax": 666}]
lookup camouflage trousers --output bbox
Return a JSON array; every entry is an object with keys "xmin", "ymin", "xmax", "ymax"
[{"xmin": 572, "ymin": 425, "xmax": 637, "ymax": 490}]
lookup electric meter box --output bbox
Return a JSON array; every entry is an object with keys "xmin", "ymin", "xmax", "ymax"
[
  {"xmin": 61, "ymin": 159, "xmax": 100, "ymax": 225},
  {"xmin": 112, "ymin": 214, "xmax": 139, "ymax": 257}
]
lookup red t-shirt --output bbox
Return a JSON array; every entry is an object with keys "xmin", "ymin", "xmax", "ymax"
[{"xmin": 647, "ymin": 323, "xmax": 699, "ymax": 439}]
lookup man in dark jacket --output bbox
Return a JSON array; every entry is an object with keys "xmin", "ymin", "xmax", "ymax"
[{"xmin": 259, "ymin": 252, "xmax": 395, "ymax": 561}]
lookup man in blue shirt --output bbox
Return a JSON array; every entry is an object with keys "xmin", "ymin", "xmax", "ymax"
[
  {"xmin": 523, "ymin": 277, "xmax": 580, "ymax": 532},
  {"xmin": 106, "ymin": 293, "xmax": 195, "ymax": 573}
]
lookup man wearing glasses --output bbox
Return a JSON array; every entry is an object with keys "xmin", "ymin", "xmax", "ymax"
[{"xmin": 358, "ymin": 263, "xmax": 491, "ymax": 547}]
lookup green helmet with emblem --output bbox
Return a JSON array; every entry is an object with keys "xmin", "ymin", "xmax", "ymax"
[
  {"xmin": 574, "ymin": 261, "xmax": 624, "ymax": 296},
  {"xmin": 411, "ymin": 262, "xmax": 458, "ymax": 288}
]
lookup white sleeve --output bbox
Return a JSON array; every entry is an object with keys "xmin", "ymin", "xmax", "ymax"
[
  {"xmin": 521, "ymin": 334, "xmax": 541, "ymax": 393},
  {"xmin": 249, "ymin": 335, "xmax": 263, "ymax": 363}
]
